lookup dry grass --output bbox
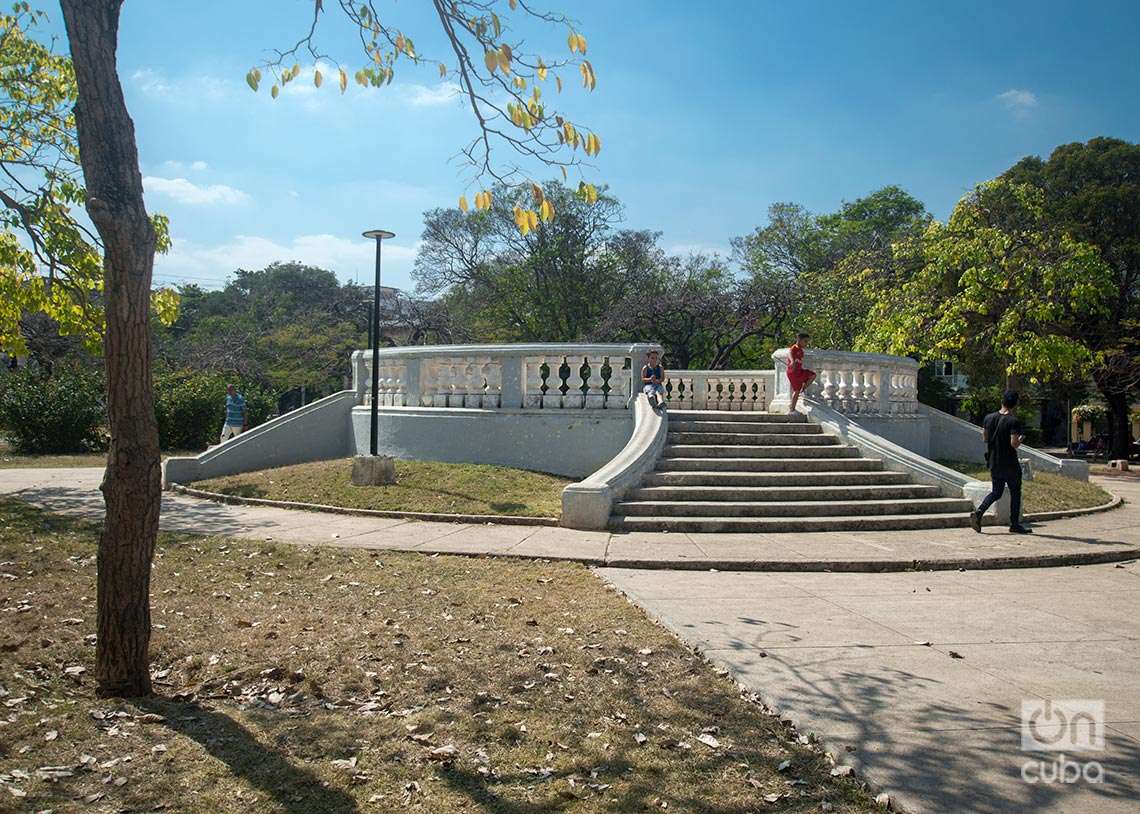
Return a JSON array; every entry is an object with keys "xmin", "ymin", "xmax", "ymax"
[
  {"xmin": 0, "ymin": 439, "xmax": 107, "ymax": 469},
  {"xmin": 0, "ymin": 442, "xmax": 198, "ymax": 470},
  {"xmin": 196, "ymin": 459, "xmax": 571, "ymax": 518},
  {"xmin": 0, "ymin": 497, "xmax": 878, "ymax": 813},
  {"xmin": 938, "ymin": 460, "xmax": 1113, "ymax": 513}
]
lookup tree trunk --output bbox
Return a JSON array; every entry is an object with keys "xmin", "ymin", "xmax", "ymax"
[
  {"xmin": 1104, "ymin": 390, "xmax": 1131, "ymax": 460},
  {"xmin": 61, "ymin": 0, "xmax": 160, "ymax": 698}
]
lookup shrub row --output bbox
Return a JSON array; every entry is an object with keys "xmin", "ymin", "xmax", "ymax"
[{"xmin": 0, "ymin": 367, "xmax": 275, "ymax": 454}]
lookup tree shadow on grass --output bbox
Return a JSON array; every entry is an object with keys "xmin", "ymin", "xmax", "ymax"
[
  {"xmin": 214, "ymin": 483, "xmax": 268, "ymax": 499},
  {"xmin": 489, "ymin": 501, "xmax": 528, "ymax": 513},
  {"xmin": 134, "ymin": 697, "xmax": 357, "ymax": 814}
]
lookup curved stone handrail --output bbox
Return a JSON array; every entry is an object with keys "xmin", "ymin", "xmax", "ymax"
[
  {"xmin": 560, "ymin": 394, "xmax": 668, "ymax": 529},
  {"xmin": 352, "ymin": 342, "xmax": 660, "ymax": 410},
  {"xmin": 799, "ymin": 398, "xmax": 1012, "ymax": 523},
  {"xmin": 772, "ymin": 347, "xmax": 919, "ymax": 416},
  {"xmin": 920, "ymin": 403, "xmax": 1089, "ymax": 481}
]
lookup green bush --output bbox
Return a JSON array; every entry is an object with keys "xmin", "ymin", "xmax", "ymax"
[
  {"xmin": 0, "ymin": 366, "xmax": 107, "ymax": 453},
  {"xmin": 154, "ymin": 370, "xmax": 275, "ymax": 451},
  {"xmin": 959, "ymin": 385, "xmax": 1041, "ymax": 444},
  {"xmin": 959, "ymin": 385, "xmax": 1003, "ymax": 424}
]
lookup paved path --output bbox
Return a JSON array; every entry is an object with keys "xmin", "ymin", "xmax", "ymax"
[
  {"xmin": 599, "ymin": 479, "xmax": 1140, "ymax": 813},
  {"xmin": 0, "ymin": 467, "xmax": 1137, "ymax": 571}
]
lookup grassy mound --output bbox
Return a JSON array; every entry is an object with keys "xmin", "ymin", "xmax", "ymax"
[
  {"xmin": 195, "ymin": 458, "xmax": 571, "ymax": 518},
  {"xmin": 0, "ymin": 497, "xmax": 879, "ymax": 813},
  {"xmin": 938, "ymin": 460, "xmax": 1113, "ymax": 513}
]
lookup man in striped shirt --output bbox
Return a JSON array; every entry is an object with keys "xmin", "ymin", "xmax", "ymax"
[{"xmin": 220, "ymin": 384, "xmax": 247, "ymax": 443}]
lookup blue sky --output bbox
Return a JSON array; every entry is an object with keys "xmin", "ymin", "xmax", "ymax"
[{"xmin": 39, "ymin": 0, "xmax": 1140, "ymax": 292}]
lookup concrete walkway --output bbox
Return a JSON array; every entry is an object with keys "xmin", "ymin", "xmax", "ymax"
[
  {"xmin": 0, "ymin": 467, "xmax": 1136, "ymax": 571},
  {"xmin": 600, "ymin": 562, "xmax": 1140, "ymax": 813},
  {"xmin": 599, "ymin": 476, "xmax": 1140, "ymax": 813}
]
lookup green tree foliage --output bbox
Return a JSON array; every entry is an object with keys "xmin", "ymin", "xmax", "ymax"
[
  {"xmin": 0, "ymin": 5, "xmax": 177, "ymax": 355},
  {"xmin": 1002, "ymin": 137, "xmax": 1140, "ymax": 456},
  {"xmin": 858, "ymin": 180, "xmax": 1114, "ymax": 384},
  {"xmin": 153, "ymin": 370, "xmax": 274, "ymax": 451},
  {"xmin": 733, "ymin": 187, "xmax": 929, "ymax": 348},
  {"xmin": 415, "ymin": 182, "xmax": 660, "ymax": 341},
  {"xmin": 594, "ymin": 255, "xmax": 791, "ymax": 370},
  {"xmin": 0, "ymin": 364, "xmax": 105, "ymax": 453},
  {"xmin": 158, "ymin": 263, "xmax": 366, "ymax": 395}
]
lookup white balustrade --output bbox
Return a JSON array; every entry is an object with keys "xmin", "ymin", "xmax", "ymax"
[
  {"xmin": 352, "ymin": 343, "xmax": 659, "ymax": 411},
  {"xmin": 663, "ymin": 370, "xmax": 772, "ymax": 411},
  {"xmin": 770, "ymin": 347, "xmax": 919, "ymax": 416}
]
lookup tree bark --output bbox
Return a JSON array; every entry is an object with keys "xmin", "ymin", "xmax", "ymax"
[
  {"xmin": 1104, "ymin": 389, "xmax": 1131, "ymax": 460},
  {"xmin": 60, "ymin": 0, "xmax": 160, "ymax": 698}
]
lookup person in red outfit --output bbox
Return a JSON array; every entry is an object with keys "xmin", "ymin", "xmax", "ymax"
[{"xmin": 786, "ymin": 332, "xmax": 816, "ymax": 413}]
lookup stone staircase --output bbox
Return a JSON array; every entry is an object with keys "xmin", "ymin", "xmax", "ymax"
[{"xmin": 610, "ymin": 410, "xmax": 973, "ymax": 532}]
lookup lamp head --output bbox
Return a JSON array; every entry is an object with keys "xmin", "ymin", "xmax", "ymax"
[{"xmin": 362, "ymin": 229, "xmax": 396, "ymax": 240}]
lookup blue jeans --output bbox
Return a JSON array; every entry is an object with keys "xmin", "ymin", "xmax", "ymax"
[{"xmin": 975, "ymin": 468, "xmax": 1022, "ymax": 527}]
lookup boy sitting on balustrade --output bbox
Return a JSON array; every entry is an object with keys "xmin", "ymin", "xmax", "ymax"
[{"xmin": 641, "ymin": 350, "xmax": 666, "ymax": 409}]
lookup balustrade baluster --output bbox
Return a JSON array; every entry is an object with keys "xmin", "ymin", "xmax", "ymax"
[
  {"xmin": 525, "ymin": 357, "xmax": 546, "ymax": 408},
  {"xmin": 542, "ymin": 356, "xmax": 565, "ymax": 409},
  {"xmin": 606, "ymin": 356, "xmax": 629, "ymax": 408},
  {"xmin": 482, "ymin": 359, "xmax": 499, "ymax": 408},
  {"xmin": 850, "ymin": 367, "xmax": 864, "ymax": 414}
]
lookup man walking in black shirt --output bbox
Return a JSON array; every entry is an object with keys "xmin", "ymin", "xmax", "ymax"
[{"xmin": 970, "ymin": 390, "xmax": 1033, "ymax": 534}]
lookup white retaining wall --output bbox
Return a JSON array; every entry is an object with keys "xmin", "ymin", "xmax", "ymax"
[
  {"xmin": 163, "ymin": 390, "xmax": 357, "ymax": 485},
  {"xmin": 350, "ymin": 406, "xmax": 632, "ymax": 479}
]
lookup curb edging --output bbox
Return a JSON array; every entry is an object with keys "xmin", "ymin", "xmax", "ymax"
[
  {"xmin": 1021, "ymin": 494, "xmax": 1123, "ymax": 522},
  {"xmin": 168, "ymin": 483, "xmax": 560, "ymax": 527}
]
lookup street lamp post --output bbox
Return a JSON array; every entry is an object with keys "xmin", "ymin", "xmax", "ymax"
[
  {"xmin": 351, "ymin": 229, "xmax": 397, "ymax": 487},
  {"xmin": 363, "ymin": 229, "xmax": 395, "ymax": 456}
]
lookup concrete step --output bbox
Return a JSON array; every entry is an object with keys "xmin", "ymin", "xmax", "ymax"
[
  {"xmin": 669, "ymin": 420, "xmax": 822, "ymax": 434},
  {"xmin": 626, "ymin": 484, "xmax": 943, "ymax": 502},
  {"xmin": 667, "ymin": 431, "xmax": 839, "ymax": 446},
  {"xmin": 662, "ymin": 444, "xmax": 862, "ymax": 459},
  {"xmin": 645, "ymin": 470, "xmax": 909, "ymax": 486},
  {"xmin": 612, "ymin": 497, "xmax": 974, "ymax": 518},
  {"xmin": 669, "ymin": 410, "xmax": 805, "ymax": 423},
  {"xmin": 656, "ymin": 456, "xmax": 884, "ymax": 472},
  {"xmin": 609, "ymin": 513, "xmax": 971, "ymax": 533}
]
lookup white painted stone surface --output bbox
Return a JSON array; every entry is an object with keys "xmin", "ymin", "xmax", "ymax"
[
  {"xmin": 163, "ymin": 390, "xmax": 356, "ymax": 485},
  {"xmin": 350, "ymin": 406, "xmax": 632, "ymax": 479},
  {"xmin": 561, "ymin": 394, "xmax": 668, "ymax": 530}
]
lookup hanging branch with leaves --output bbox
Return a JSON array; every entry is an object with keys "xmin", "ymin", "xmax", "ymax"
[
  {"xmin": 0, "ymin": 3, "xmax": 177, "ymax": 356},
  {"xmin": 247, "ymin": 0, "xmax": 602, "ymax": 233}
]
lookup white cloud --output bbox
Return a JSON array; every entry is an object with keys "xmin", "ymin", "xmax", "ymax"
[
  {"xmin": 666, "ymin": 243, "xmax": 731, "ymax": 258},
  {"xmin": 130, "ymin": 68, "xmax": 232, "ymax": 102},
  {"xmin": 406, "ymin": 82, "xmax": 463, "ymax": 107},
  {"xmin": 144, "ymin": 176, "xmax": 250, "ymax": 206},
  {"xmin": 996, "ymin": 89, "xmax": 1038, "ymax": 118},
  {"xmin": 155, "ymin": 233, "xmax": 419, "ymax": 287},
  {"xmin": 158, "ymin": 159, "xmax": 209, "ymax": 174}
]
